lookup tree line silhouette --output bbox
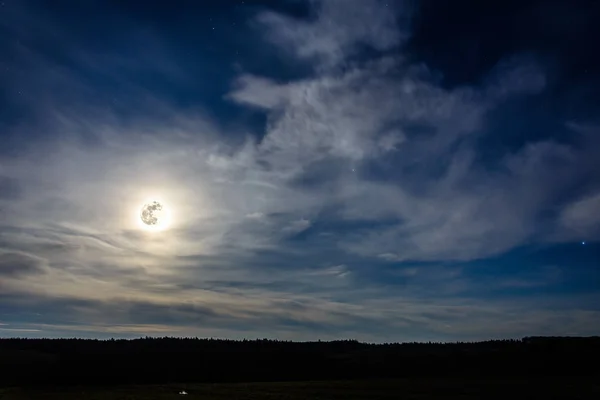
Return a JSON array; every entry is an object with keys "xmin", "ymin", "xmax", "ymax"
[{"xmin": 0, "ymin": 336, "xmax": 599, "ymax": 386}]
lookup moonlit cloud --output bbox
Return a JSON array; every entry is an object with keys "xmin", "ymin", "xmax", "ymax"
[
  {"xmin": 256, "ymin": 0, "xmax": 409, "ymax": 68},
  {"xmin": 0, "ymin": 0, "xmax": 599, "ymax": 341},
  {"xmin": 560, "ymin": 192, "xmax": 600, "ymax": 237}
]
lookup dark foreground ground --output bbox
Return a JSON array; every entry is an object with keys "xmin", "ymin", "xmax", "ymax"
[
  {"xmin": 2, "ymin": 377, "xmax": 600, "ymax": 400},
  {"xmin": 2, "ymin": 337, "xmax": 600, "ymax": 398}
]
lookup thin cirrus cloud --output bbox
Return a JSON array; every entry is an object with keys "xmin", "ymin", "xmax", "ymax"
[{"xmin": 0, "ymin": 0, "xmax": 599, "ymax": 341}]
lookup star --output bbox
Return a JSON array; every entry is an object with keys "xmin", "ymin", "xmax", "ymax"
[{"xmin": 582, "ymin": 241, "xmax": 586, "ymax": 245}]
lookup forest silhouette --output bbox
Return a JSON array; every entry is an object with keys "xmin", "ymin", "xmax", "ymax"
[{"xmin": 1, "ymin": 336, "xmax": 599, "ymax": 386}]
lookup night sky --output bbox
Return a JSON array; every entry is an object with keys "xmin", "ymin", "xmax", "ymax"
[{"xmin": 1, "ymin": 0, "xmax": 599, "ymax": 342}]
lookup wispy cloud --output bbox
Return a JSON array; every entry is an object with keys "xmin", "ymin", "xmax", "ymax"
[{"xmin": 255, "ymin": 0, "xmax": 409, "ymax": 68}]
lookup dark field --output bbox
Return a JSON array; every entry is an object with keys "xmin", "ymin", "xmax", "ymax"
[
  {"xmin": 2, "ymin": 337, "xmax": 600, "ymax": 399},
  {"xmin": 2, "ymin": 377, "xmax": 600, "ymax": 400}
]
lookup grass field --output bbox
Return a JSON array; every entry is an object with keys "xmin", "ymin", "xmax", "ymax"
[{"xmin": 2, "ymin": 377, "xmax": 600, "ymax": 400}]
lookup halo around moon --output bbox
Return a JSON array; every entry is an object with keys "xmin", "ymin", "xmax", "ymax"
[{"xmin": 139, "ymin": 200, "xmax": 171, "ymax": 231}]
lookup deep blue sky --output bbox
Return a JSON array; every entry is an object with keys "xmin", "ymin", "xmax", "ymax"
[{"xmin": 0, "ymin": 0, "xmax": 599, "ymax": 342}]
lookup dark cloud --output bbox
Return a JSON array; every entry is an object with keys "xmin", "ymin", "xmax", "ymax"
[
  {"xmin": 0, "ymin": 176, "xmax": 21, "ymax": 200},
  {"xmin": 0, "ymin": 251, "xmax": 46, "ymax": 277}
]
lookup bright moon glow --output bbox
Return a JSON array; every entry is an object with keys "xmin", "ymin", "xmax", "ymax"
[{"xmin": 138, "ymin": 200, "xmax": 171, "ymax": 231}]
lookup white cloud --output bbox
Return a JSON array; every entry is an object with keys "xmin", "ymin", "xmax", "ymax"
[
  {"xmin": 560, "ymin": 192, "xmax": 600, "ymax": 237},
  {"xmin": 282, "ymin": 218, "xmax": 312, "ymax": 234},
  {"xmin": 245, "ymin": 212, "xmax": 265, "ymax": 219},
  {"xmin": 256, "ymin": 0, "xmax": 408, "ymax": 68},
  {"xmin": 309, "ymin": 264, "xmax": 350, "ymax": 278}
]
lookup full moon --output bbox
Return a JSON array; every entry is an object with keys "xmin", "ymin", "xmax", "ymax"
[{"xmin": 139, "ymin": 200, "xmax": 170, "ymax": 231}]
